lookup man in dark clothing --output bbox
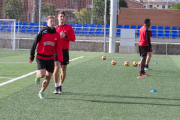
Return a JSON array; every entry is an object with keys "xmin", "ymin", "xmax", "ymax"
[{"xmin": 138, "ymin": 18, "xmax": 153, "ymax": 76}]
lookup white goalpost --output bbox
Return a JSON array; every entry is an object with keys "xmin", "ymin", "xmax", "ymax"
[{"xmin": 0, "ymin": 19, "xmax": 16, "ymax": 50}]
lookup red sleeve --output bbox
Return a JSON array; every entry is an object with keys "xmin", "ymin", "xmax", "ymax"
[
  {"xmin": 65, "ymin": 26, "xmax": 76, "ymax": 42},
  {"xmin": 56, "ymin": 37, "xmax": 63, "ymax": 62},
  {"xmin": 150, "ymin": 30, "xmax": 152, "ymax": 37}
]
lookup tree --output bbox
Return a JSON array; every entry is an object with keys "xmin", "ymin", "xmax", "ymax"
[
  {"xmin": 33, "ymin": 0, "xmax": 39, "ymax": 23},
  {"xmin": 119, "ymin": 0, "xmax": 128, "ymax": 8},
  {"xmin": 92, "ymin": 0, "xmax": 105, "ymax": 24},
  {"xmin": 172, "ymin": 3, "xmax": 180, "ymax": 9},
  {"xmin": 75, "ymin": 8, "xmax": 92, "ymax": 24},
  {"xmin": 41, "ymin": 3, "xmax": 56, "ymax": 17},
  {"xmin": 2, "ymin": 0, "xmax": 24, "ymax": 21},
  {"xmin": 92, "ymin": 0, "xmax": 128, "ymax": 24}
]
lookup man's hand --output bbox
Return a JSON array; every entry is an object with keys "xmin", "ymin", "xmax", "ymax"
[
  {"xmin": 60, "ymin": 31, "xmax": 66, "ymax": 38},
  {"xmin": 61, "ymin": 64, "xmax": 63, "ymax": 68},
  {"xmin": 150, "ymin": 48, "xmax": 153, "ymax": 52},
  {"xmin": 29, "ymin": 59, "xmax": 33, "ymax": 63},
  {"xmin": 59, "ymin": 62, "xmax": 63, "ymax": 68}
]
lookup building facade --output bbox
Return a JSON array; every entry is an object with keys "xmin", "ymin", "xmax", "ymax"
[
  {"xmin": 0, "ymin": 0, "xmax": 92, "ymax": 23},
  {"xmin": 143, "ymin": 0, "xmax": 180, "ymax": 9}
]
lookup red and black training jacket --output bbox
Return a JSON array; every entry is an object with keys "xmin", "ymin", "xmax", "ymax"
[{"xmin": 29, "ymin": 26, "xmax": 63, "ymax": 62}]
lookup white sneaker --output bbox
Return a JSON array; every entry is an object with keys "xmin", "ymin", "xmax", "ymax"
[
  {"xmin": 54, "ymin": 87, "xmax": 59, "ymax": 94},
  {"xmin": 58, "ymin": 86, "xmax": 63, "ymax": 94},
  {"xmin": 144, "ymin": 67, "xmax": 152, "ymax": 70},
  {"xmin": 38, "ymin": 92, "xmax": 45, "ymax": 99}
]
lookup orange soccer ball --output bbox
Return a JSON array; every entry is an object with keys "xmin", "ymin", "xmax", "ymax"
[
  {"xmin": 133, "ymin": 61, "xmax": 138, "ymax": 67},
  {"xmin": 102, "ymin": 55, "xmax": 106, "ymax": 60},
  {"xmin": 111, "ymin": 60, "xmax": 117, "ymax": 65},
  {"xmin": 124, "ymin": 61, "xmax": 130, "ymax": 66},
  {"xmin": 137, "ymin": 61, "xmax": 141, "ymax": 67}
]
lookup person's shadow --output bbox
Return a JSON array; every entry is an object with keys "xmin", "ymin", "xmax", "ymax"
[{"xmin": 46, "ymin": 92, "xmax": 180, "ymax": 107}]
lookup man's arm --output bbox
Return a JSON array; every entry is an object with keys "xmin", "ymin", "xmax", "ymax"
[
  {"xmin": 56, "ymin": 38, "xmax": 63, "ymax": 63},
  {"xmin": 146, "ymin": 28, "xmax": 151, "ymax": 49},
  {"xmin": 29, "ymin": 32, "xmax": 42, "ymax": 62},
  {"xmin": 65, "ymin": 26, "xmax": 75, "ymax": 42}
]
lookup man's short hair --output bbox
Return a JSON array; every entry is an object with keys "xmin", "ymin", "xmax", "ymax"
[
  {"xmin": 144, "ymin": 18, "xmax": 150, "ymax": 24},
  {"xmin": 46, "ymin": 16, "xmax": 55, "ymax": 21},
  {"xmin": 58, "ymin": 11, "xmax": 66, "ymax": 16}
]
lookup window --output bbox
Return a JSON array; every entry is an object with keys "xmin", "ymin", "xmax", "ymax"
[
  {"xmin": 65, "ymin": 1, "xmax": 67, "ymax": 6},
  {"xmin": 74, "ymin": 1, "xmax": 77, "ymax": 5},
  {"xmin": 157, "ymin": 5, "xmax": 159, "ymax": 7},
  {"xmin": 29, "ymin": 14, "xmax": 30, "ymax": 23},
  {"xmin": 168, "ymin": 5, "xmax": 170, "ymax": 8},
  {"xmin": 162, "ymin": 5, "xmax": 165, "ymax": 9},
  {"xmin": 148, "ymin": 5, "xmax": 153, "ymax": 8}
]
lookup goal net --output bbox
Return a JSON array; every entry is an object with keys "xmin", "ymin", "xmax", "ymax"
[
  {"xmin": 0, "ymin": 19, "xmax": 16, "ymax": 50},
  {"xmin": 0, "ymin": 0, "xmax": 109, "ymax": 52}
]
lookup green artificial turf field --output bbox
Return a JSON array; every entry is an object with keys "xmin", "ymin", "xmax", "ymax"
[{"xmin": 0, "ymin": 50, "xmax": 180, "ymax": 120}]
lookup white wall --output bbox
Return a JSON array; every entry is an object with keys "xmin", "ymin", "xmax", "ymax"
[{"xmin": 144, "ymin": 4, "xmax": 170, "ymax": 9}]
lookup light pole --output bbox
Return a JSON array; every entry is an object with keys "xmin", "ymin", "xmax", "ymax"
[
  {"xmin": 109, "ymin": 0, "xmax": 117, "ymax": 53},
  {"xmin": 104, "ymin": 0, "xmax": 107, "ymax": 52},
  {"xmin": 39, "ymin": 0, "xmax": 42, "ymax": 32},
  {"xmin": 91, "ymin": 0, "xmax": 94, "ymax": 24}
]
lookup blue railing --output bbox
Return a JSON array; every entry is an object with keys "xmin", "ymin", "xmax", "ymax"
[{"xmin": 0, "ymin": 22, "xmax": 180, "ymax": 38}]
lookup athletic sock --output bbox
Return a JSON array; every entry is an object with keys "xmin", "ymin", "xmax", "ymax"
[
  {"xmin": 59, "ymin": 82, "xmax": 62, "ymax": 86},
  {"xmin": 39, "ymin": 91, "xmax": 43, "ymax": 93},
  {"xmin": 55, "ymin": 83, "xmax": 59, "ymax": 87},
  {"xmin": 145, "ymin": 64, "xmax": 148, "ymax": 68}
]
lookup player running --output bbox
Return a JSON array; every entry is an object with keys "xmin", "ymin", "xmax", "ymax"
[
  {"xmin": 53, "ymin": 11, "xmax": 76, "ymax": 94},
  {"xmin": 138, "ymin": 18, "xmax": 153, "ymax": 76},
  {"xmin": 29, "ymin": 16, "xmax": 63, "ymax": 99}
]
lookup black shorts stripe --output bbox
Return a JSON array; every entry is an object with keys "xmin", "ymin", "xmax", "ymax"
[{"xmin": 37, "ymin": 53, "xmax": 54, "ymax": 57}]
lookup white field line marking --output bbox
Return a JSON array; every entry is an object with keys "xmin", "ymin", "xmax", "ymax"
[
  {"xmin": 0, "ymin": 56, "xmax": 84, "ymax": 64},
  {"xmin": 0, "ymin": 77, "xmax": 12, "ymax": 79},
  {"xmin": 0, "ymin": 71, "xmax": 38, "ymax": 87},
  {"xmin": 0, "ymin": 56, "xmax": 84, "ymax": 87},
  {"xmin": 0, "ymin": 62, "xmax": 35, "ymax": 63},
  {"xmin": 69, "ymin": 56, "xmax": 84, "ymax": 61}
]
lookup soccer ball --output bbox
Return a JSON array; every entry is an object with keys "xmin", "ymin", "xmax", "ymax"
[
  {"xmin": 111, "ymin": 60, "xmax": 117, "ymax": 65},
  {"xmin": 133, "ymin": 61, "xmax": 138, "ymax": 67},
  {"xmin": 137, "ymin": 61, "xmax": 141, "ymax": 67},
  {"xmin": 102, "ymin": 55, "xmax": 106, "ymax": 60},
  {"xmin": 124, "ymin": 61, "xmax": 130, "ymax": 66}
]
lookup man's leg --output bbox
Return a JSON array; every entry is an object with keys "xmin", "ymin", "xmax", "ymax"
[
  {"xmin": 37, "ymin": 69, "xmax": 46, "ymax": 78},
  {"xmin": 35, "ymin": 69, "xmax": 46, "ymax": 85},
  {"xmin": 39, "ymin": 71, "xmax": 53, "ymax": 99},
  {"xmin": 53, "ymin": 61, "xmax": 60, "ymax": 94},
  {"xmin": 140, "ymin": 56, "xmax": 146, "ymax": 73},
  {"xmin": 60, "ymin": 65, "xmax": 67, "ymax": 83},
  {"xmin": 139, "ymin": 46, "xmax": 149, "ymax": 76},
  {"xmin": 53, "ymin": 61, "xmax": 60, "ymax": 86},
  {"xmin": 145, "ymin": 52, "xmax": 152, "ymax": 70},
  {"xmin": 36, "ymin": 58, "xmax": 46, "ymax": 85},
  {"xmin": 40, "ymin": 71, "xmax": 53, "ymax": 92},
  {"xmin": 59, "ymin": 65, "xmax": 67, "ymax": 93}
]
